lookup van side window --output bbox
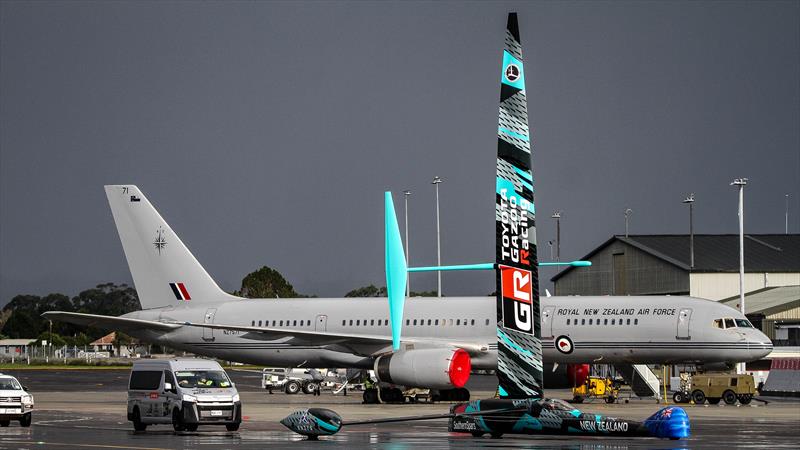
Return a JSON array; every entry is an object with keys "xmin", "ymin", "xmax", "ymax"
[
  {"xmin": 164, "ymin": 370, "xmax": 176, "ymax": 390},
  {"xmin": 130, "ymin": 371, "xmax": 162, "ymax": 390}
]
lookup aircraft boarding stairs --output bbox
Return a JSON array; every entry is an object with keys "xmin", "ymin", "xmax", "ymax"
[{"xmin": 612, "ymin": 364, "xmax": 661, "ymax": 399}]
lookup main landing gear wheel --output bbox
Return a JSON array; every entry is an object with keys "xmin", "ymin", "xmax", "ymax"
[
  {"xmin": 363, "ymin": 388, "xmax": 378, "ymax": 404},
  {"xmin": 691, "ymin": 390, "xmax": 705, "ymax": 404}
]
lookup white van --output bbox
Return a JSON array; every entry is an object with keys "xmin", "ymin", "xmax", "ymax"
[{"xmin": 127, "ymin": 359, "xmax": 241, "ymax": 432}]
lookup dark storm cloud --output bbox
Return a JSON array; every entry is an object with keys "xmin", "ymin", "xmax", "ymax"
[{"xmin": 1, "ymin": 1, "xmax": 798, "ymax": 304}]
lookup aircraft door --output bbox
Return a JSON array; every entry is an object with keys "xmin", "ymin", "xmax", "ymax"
[
  {"xmin": 677, "ymin": 308, "xmax": 692, "ymax": 340},
  {"xmin": 315, "ymin": 315, "xmax": 327, "ymax": 332},
  {"xmin": 203, "ymin": 308, "xmax": 217, "ymax": 341},
  {"xmin": 541, "ymin": 306, "xmax": 555, "ymax": 338}
]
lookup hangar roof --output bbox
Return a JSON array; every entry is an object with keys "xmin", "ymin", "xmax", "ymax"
[
  {"xmin": 721, "ymin": 286, "xmax": 800, "ymax": 317},
  {"xmin": 552, "ymin": 234, "xmax": 800, "ymax": 282}
]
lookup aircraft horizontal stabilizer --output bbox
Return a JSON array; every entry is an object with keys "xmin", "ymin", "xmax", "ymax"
[{"xmin": 41, "ymin": 311, "xmax": 181, "ymax": 333}]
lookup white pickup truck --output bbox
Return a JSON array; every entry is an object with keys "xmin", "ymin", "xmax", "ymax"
[{"xmin": 0, "ymin": 373, "xmax": 33, "ymax": 427}]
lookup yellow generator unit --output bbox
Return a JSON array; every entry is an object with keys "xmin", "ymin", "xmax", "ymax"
[{"xmin": 572, "ymin": 376, "xmax": 619, "ymax": 404}]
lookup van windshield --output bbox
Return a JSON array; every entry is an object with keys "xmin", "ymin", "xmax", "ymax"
[{"xmin": 175, "ymin": 370, "xmax": 232, "ymax": 388}]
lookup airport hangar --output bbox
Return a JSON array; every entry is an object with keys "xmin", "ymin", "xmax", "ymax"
[{"xmin": 551, "ymin": 233, "xmax": 800, "ymax": 347}]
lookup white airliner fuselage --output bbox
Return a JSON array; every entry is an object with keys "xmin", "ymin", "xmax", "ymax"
[{"xmin": 122, "ymin": 295, "xmax": 772, "ymax": 369}]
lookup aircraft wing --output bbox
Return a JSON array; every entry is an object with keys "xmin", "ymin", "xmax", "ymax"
[
  {"xmin": 179, "ymin": 321, "xmax": 488, "ymax": 356},
  {"xmin": 42, "ymin": 311, "xmax": 181, "ymax": 333}
]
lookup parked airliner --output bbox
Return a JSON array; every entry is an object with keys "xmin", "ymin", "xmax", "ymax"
[{"xmin": 43, "ymin": 185, "xmax": 772, "ymax": 393}]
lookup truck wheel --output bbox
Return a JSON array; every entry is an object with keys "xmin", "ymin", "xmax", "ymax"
[
  {"xmin": 738, "ymin": 394, "xmax": 752, "ymax": 405},
  {"xmin": 19, "ymin": 413, "xmax": 32, "ymax": 427},
  {"xmin": 691, "ymin": 390, "xmax": 705, "ymax": 404},
  {"xmin": 673, "ymin": 392, "xmax": 684, "ymax": 403},
  {"xmin": 0, "ymin": 420, "xmax": 9, "ymax": 427},
  {"xmin": 226, "ymin": 423, "xmax": 240, "ymax": 431},
  {"xmin": 723, "ymin": 390, "xmax": 737, "ymax": 405},
  {"xmin": 132, "ymin": 407, "xmax": 147, "ymax": 431},
  {"xmin": 708, "ymin": 398, "xmax": 721, "ymax": 405},
  {"xmin": 285, "ymin": 380, "xmax": 301, "ymax": 395},
  {"xmin": 303, "ymin": 382, "xmax": 318, "ymax": 395},
  {"xmin": 605, "ymin": 396, "xmax": 616, "ymax": 404},
  {"xmin": 172, "ymin": 408, "xmax": 186, "ymax": 432}
]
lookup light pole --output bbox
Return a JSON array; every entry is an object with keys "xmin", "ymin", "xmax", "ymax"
[
  {"xmin": 551, "ymin": 211, "xmax": 562, "ymax": 262},
  {"xmin": 432, "ymin": 176, "xmax": 443, "ymax": 297},
  {"xmin": 731, "ymin": 178, "xmax": 748, "ymax": 374},
  {"xmin": 786, "ymin": 194, "xmax": 790, "ymax": 235},
  {"xmin": 403, "ymin": 190, "xmax": 411, "ymax": 297},
  {"xmin": 548, "ymin": 240, "xmax": 554, "ymax": 260},
  {"xmin": 683, "ymin": 193, "xmax": 695, "ymax": 269},
  {"xmin": 624, "ymin": 208, "xmax": 633, "ymax": 237}
]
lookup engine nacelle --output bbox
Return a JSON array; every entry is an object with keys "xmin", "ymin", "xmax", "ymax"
[
  {"xmin": 374, "ymin": 348, "xmax": 471, "ymax": 389},
  {"xmin": 567, "ymin": 363, "xmax": 590, "ymax": 387}
]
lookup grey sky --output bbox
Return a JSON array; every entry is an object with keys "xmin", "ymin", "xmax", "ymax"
[{"xmin": 1, "ymin": 1, "xmax": 798, "ymax": 305}]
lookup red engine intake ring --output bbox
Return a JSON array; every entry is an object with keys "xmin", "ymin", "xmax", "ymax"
[{"xmin": 448, "ymin": 349, "xmax": 472, "ymax": 388}]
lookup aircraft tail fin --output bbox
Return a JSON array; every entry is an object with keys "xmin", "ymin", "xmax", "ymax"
[{"xmin": 104, "ymin": 185, "xmax": 236, "ymax": 309}]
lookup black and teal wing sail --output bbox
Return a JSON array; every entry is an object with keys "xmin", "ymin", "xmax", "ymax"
[{"xmin": 494, "ymin": 12, "xmax": 543, "ymax": 399}]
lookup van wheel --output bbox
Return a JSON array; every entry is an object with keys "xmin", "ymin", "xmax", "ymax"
[
  {"xmin": 722, "ymin": 390, "xmax": 738, "ymax": 405},
  {"xmin": 172, "ymin": 408, "xmax": 186, "ymax": 432},
  {"xmin": 303, "ymin": 382, "xmax": 318, "ymax": 395},
  {"xmin": 285, "ymin": 380, "xmax": 301, "ymax": 395},
  {"xmin": 132, "ymin": 408, "xmax": 147, "ymax": 431},
  {"xmin": 19, "ymin": 413, "xmax": 32, "ymax": 427},
  {"xmin": 226, "ymin": 423, "xmax": 240, "ymax": 431},
  {"xmin": 0, "ymin": 420, "xmax": 9, "ymax": 427},
  {"xmin": 691, "ymin": 390, "xmax": 705, "ymax": 404}
]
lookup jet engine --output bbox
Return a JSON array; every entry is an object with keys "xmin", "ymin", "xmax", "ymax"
[{"xmin": 374, "ymin": 348, "xmax": 471, "ymax": 389}]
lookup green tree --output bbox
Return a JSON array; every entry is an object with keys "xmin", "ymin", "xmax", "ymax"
[
  {"xmin": 345, "ymin": 285, "xmax": 387, "ymax": 297},
  {"xmin": 344, "ymin": 285, "xmax": 438, "ymax": 297},
  {"xmin": 233, "ymin": 266, "xmax": 304, "ymax": 298}
]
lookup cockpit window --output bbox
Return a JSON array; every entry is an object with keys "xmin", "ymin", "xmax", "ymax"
[
  {"xmin": 735, "ymin": 319, "xmax": 753, "ymax": 328},
  {"xmin": 713, "ymin": 319, "xmax": 724, "ymax": 329},
  {"xmin": 724, "ymin": 318, "xmax": 736, "ymax": 329}
]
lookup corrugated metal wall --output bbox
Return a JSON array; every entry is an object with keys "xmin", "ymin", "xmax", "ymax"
[{"xmin": 554, "ymin": 241, "xmax": 689, "ymax": 296}]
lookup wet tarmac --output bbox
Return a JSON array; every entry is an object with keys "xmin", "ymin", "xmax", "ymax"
[{"xmin": 0, "ymin": 369, "xmax": 797, "ymax": 449}]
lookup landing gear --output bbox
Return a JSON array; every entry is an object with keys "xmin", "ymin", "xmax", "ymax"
[{"xmin": 363, "ymin": 388, "xmax": 378, "ymax": 404}]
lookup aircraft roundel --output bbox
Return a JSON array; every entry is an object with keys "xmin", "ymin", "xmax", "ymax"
[{"xmin": 555, "ymin": 335, "xmax": 574, "ymax": 354}]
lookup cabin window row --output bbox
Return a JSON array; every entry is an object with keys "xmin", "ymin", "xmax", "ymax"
[
  {"xmin": 251, "ymin": 319, "xmax": 312, "ymax": 327},
  {"xmin": 566, "ymin": 317, "xmax": 639, "ymax": 326},
  {"xmin": 337, "ymin": 318, "xmax": 493, "ymax": 327}
]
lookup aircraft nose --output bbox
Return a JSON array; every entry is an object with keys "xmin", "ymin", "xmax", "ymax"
[{"xmin": 748, "ymin": 330, "xmax": 773, "ymax": 359}]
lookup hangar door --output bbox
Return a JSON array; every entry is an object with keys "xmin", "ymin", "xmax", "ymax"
[{"xmin": 676, "ymin": 308, "xmax": 692, "ymax": 340}]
